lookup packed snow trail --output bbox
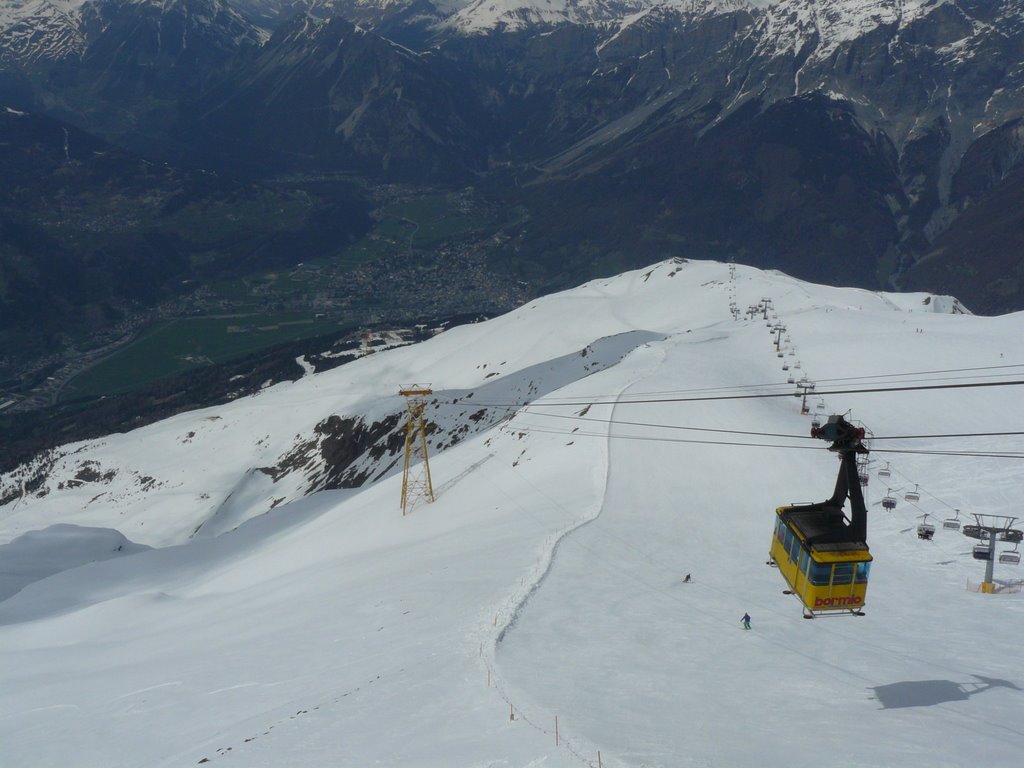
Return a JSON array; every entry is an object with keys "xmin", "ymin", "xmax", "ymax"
[{"xmin": 495, "ymin": 280, "xmax": 1024, "ymax": 767}]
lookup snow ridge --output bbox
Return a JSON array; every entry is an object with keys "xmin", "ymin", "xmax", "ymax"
[{"xmin": 1, "ymin": 258, "xmax": 1022, "ymax": 767}]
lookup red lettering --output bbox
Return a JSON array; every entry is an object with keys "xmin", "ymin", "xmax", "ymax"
[{"xmin": 814, "ymin": 596, "xmax": 863, "ymax": 607}]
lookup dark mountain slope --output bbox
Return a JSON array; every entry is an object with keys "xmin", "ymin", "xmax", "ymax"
[
  {"xmin": 0, "ymin": 108, "xmax": 371, "ymax": 359},
  {"xmin": 188, "ymin": 15, "xmax": 493, "ymax": 179}
]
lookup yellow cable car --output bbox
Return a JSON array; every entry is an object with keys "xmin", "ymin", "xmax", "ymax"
[
  {"xmin": 770, "ymin": 507, "xmax": 871, "ymax": 616},
  {"xmin": 770, "ymin": 415, "xmax": 872, "ymax": 618}
]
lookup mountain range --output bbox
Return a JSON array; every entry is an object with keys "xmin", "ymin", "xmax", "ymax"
[{"xmin": 0, "ymin": 0, "xmax": 1022, "ymax": 369}]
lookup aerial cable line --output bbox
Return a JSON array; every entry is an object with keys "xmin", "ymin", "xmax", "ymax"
[
  {"xmin": 508, "ymin": 423, "xmax": 1024, "ymax": 459},
  {"xmin": 465, "ymin": 362, "xmax": 1024, "ymax": 403},
  {"xmin": 871, "ymin": 448, "xmax": 1024, "ymax": 459},
  {"xmin": 870, "ymin": 430, "xmax": 1024, "ymax": 441},
  {"xmin": 481, "ymin": 370, "xmax": 1023, "ymax": 405},
  {"xmin": 518, "ymin": 410, "xmax": 1024, "ymax": 443},
  {"xmin": 446, "ymin": 362, "xmax": 1024, "ymax": 406},
  {"xmin": 469, "ymin": 378, "xmax": 1024, "ymax": 409},
  {"xmin": 808, "ymin": 361, "xmax": 1024, "ymax": 384}
]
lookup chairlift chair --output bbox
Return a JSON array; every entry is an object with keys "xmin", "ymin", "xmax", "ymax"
[
  {"xmin": 905, "ymin": 484, "xmax": 921, "ymax": 503},
  {"xmin": 859, "ymin": 471, "xmax": 869, "ymax": 488},
  {"xmin": 973, "ymin": 544, "xmax": 992, "ymax": 561},
  {"xmin": 999, "ymin": 546, "xmax": 1021, "ymax": 565},
  {"xmin": 878, "ymin": 462, "xmax": 891, "ymax": 479},
  {"xmin": 787, "ymin": 375, "xmax": 795, "ymax": 384},
  {"xmin": 882, "ymin": 494, "xmax": 897, "ymax": 511},
  {"xmin": 917, "ymin": 515, "xmax": 935, "ymax": 540},
  {"xmin": 782, "ymin": 363, "xmax": 790, "ymax": 371},
  {"xmin": 942, "ymin": 509, "xmax": 962, "ymax": 531}
]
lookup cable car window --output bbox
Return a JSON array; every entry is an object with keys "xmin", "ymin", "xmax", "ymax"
[
  {"xmin": 788, "ymin": 536, "xmax": 801, "ymax": 563},
  {"xmin": 784, "ymin": 527, "xmax": 794, "ymax": 552},
  {"xmin": 855, "ymin": 562, "xmax": 870, "ymax": 583},
  {"xmin": 809, "ymin": 561, "xmax": 831, "ymax": 586},
  {"xmin": 776, "ymin": 519, "xmax": 786, "ymax": 543},
  {"xmin": 798, "ymin": 548, "xmax": 809, "ymax": 574},
  {"xmin": 832, "ymin": 563, "xmax": 854, "ymax": 585}
]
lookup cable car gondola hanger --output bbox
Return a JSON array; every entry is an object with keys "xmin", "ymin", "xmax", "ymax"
[{"xmin": 769, "ymin": 415, "xmax": 872, "ymax": 619}]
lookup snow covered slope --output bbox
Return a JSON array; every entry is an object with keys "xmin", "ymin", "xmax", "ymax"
[
  {"xmin": 1, "ymin": 258, "xmax": 1022, "ymax": 767},
  {"xmin": 0, "ymin": 0, "xmax": 84, "ymax": 61}
]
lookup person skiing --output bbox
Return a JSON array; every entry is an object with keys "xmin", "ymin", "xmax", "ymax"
[
  {"xmin": 683, "ymin": 573, "xmax": 691, "ymax": 583},
  {"xmin": 742, "ymin": 612, "xmax": 751, "ymax": 630}
]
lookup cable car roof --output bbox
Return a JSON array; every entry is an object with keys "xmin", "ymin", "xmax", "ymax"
[{"xmin": 778, "ymin": 505, "xmax": 870, "ymax": 554}]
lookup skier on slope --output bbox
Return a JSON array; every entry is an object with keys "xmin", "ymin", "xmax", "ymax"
[{"xmin": 742, "ymin": 613, "xmax": 751, "ymax": 630}]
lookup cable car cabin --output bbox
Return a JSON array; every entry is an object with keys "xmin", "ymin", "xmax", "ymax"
[
  {"xmin": 771, "ymin": 506, "xmax": 871, "ymax": 617},
  {"xmin": 769, "ymin": 415, "xmax": 872, "ymax": 618}
]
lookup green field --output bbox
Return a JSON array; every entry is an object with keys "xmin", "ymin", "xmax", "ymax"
[
  {"xmin": 58, "ymin": 188, "xmax": 515, "ymax": 403},
  {"xmin": 60, "ymin": 313, "xmax": 348, "ymax": 401}
]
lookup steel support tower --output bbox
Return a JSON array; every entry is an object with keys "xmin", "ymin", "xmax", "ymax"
[{"xmin": 399, "ymin": 385, "xmax": 434, "ymax": 515}]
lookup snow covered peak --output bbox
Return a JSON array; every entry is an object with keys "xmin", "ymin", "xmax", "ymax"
[
  {"xmin": 0, "ymin": 258, "xmax": 1021, "ymax": 768},
  {"xmin": 443, "ymin": 0, "xmax": 752, "ymax": 33},
  {"xmin": 0, "ymin": 0, "xmax": 263, "ymax": 64},
  {"xmin": 0, "ymin": 0, "xmax": 85, "ymax": 61},
  {"xmin": 419, "ymin": 0, "xmax": 955, "ymax": 40},
  {"xmin": 751, "ymin": 0, "xmax": 954, "ymax": 60}
]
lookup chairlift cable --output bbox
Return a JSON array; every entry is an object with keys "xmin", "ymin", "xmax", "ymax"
[
  {"xmin": 450, "ymin": 362, "xmax": 1024, "ymax": 405},
  {"xmin": 465, "ymin": 378, "xmax": 1024, "ymax": 409},
  {"xmin": 517, "ymin": 409, "xmax": 1024, "ymax": 443},
  {"xmin": 508, "ymin": 423, "xmax": 1024, "ymax": 459}
]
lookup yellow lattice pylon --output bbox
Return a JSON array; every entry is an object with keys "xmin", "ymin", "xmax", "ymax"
[{"xmin": 399, "ymin": 385, "xmax": 434, "ymax": 515}]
